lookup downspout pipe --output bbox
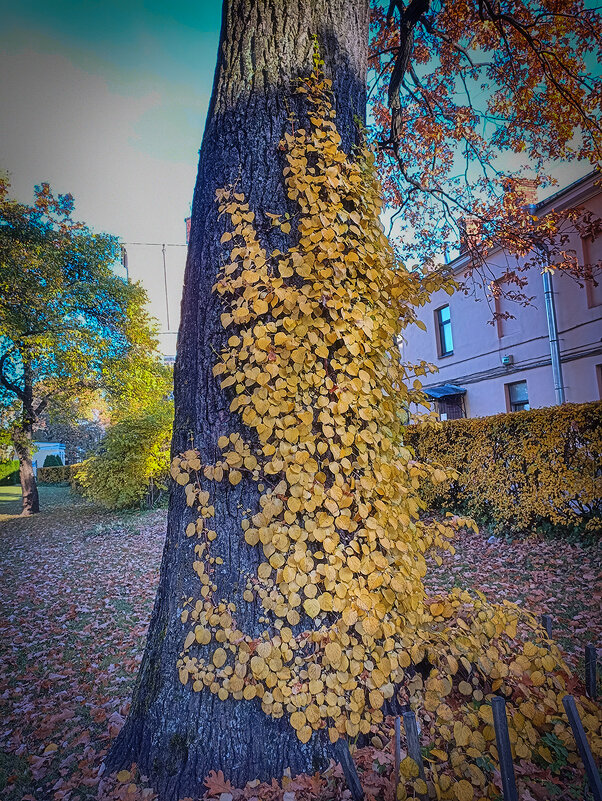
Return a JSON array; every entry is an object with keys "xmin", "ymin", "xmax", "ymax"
[
  {"xmin": 542, "ymin": 266, "xmax": 566, "ymax": 404},
  {"xmin": 528, "ymin": 204, "xmax": 566, "ymax": 404}
]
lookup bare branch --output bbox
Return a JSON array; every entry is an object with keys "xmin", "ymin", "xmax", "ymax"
[{"xmin": 387, "ymin": 0, "xmax": 432, "ymax": 110}]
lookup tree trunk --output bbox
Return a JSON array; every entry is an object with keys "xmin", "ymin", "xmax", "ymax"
[
  {"xmin": 107, "ymin": 1, "xmax": 369, "ymax": 797},
  {"xmin": 14, "ymin": 435, "xmax": 39, "ymax": 516},
  {"xmin": 15, "ymin": 363, "xmax": 40, "ymax": 515}
]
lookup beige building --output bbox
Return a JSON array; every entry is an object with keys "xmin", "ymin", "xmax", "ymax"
[{"xmin": 401, "ymin": 173, "xmax": 602, "ymax": 419}]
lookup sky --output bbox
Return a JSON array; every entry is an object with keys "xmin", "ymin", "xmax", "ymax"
[{"xmin": 0, "ymin": 0, "xmax": 223, "ymax": 356}]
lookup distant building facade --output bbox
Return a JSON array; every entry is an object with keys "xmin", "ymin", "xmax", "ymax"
[{"xmin": 402, "ymin": 173, "xmax": 602, "ymax": 419}]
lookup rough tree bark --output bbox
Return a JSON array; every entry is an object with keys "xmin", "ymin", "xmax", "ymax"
[
  {"xmin": 14, "ymin": 433, "xmax": 39, "ymax": 517},
  {"xmin": 3, "ymin": 359, "xmax": 41, "ymax": 516},
  {"xmin": 107, "ymin": 2, "xmax": 370, "ymax": 797}
]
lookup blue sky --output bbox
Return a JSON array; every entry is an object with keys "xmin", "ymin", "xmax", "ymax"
[{"xmin": 0, "ymin": 1, "xmax": 222, "ymax": 353}]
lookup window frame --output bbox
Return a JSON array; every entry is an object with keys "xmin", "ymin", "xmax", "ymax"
[
  {"xmin": 506, "ymin": 380, "xmax": 530, "ymax": 412},
  {"xmin": 435, "ymin": 304, "xmax": 454, "ymax": 357}
]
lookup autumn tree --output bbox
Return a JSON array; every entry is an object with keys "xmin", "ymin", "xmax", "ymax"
[
  {"xmin": 0, "ymin": 178, "xmax": 169, "ymax": 514},
  {"xmin": 369, "ymin": 0, "xmax": 602, "ymax": 300},
  {"xmin": 107, "ymin": 2, "xmax": 601, "ymax": 799}
]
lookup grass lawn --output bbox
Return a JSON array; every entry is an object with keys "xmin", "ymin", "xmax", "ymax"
[
  {"xmin": 0, "ymin": 484, "xmax": 23, "ymax": 515},
  {"xmin": 0, "ymin": 496, "xmax": 600, "ymax": 800},
  {"xmin": 0, "ymin": 484, "xmax": 82, "ymax": 519}
]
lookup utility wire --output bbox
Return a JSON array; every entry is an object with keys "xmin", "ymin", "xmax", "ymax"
[{"xmin": 122, "ymin": 241, "xmax": 187, "ymax": 247}]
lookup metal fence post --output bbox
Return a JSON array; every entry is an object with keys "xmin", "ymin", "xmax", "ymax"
[
  {"xmin": 585, "ymin": 644, "xmax": 598, "ymax": 701},
  {"xmin": 491, "ymin": 697, "xmax": 519, "ymax": 801},
  {"xmin": 562, "ymin": 694, "xmax": 602, "ymax": 801}
]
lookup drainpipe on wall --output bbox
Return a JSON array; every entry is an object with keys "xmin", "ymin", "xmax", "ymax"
[
  {"xmin": 527, "ymin": 204, "xmax": 566, "ymax": 405},
  {"xmin": 540, "ymin": 245, "xmax": 566, "ymax": 405}
]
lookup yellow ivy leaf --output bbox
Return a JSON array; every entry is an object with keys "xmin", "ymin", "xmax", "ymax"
[
  {"xmin": 229, "ymin": 470, "xmax": 242, "ymax": 486},
  {"xmin": 303, "ymin": 598, "xmax": 320, "ymax": 618},
  {"xmin": 325, "ymin": 641, "xmax": 342, "ymax": 666},
  {"xmin": 369, "ymin": 689, "xmax": 384, "ymax": 708},
  {"xmin": 399, "ymin": 756, "xmax": 419, "ymax": 778},
  {"xmin": 290, "ymin": 711, "xmax": 306, "ymax": 730},
  {"xmin": 297, "ymin": 725, "xmax": 312, "ymax": 743}
]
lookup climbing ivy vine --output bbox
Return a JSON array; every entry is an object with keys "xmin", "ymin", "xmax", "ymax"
[{"xmin": 170, "ymin": 59, "xmax": 600, "ymax": 800}]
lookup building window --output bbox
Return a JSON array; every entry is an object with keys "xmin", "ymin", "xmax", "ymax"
[
  {"xmin": 436, "ymin": 394, "xmax": 465, "ymax": 420},
  {"xmin": 596, "ymin": 364, "xmax": 602, "ymax": 399},
  {"xmin": 435, "ymin": 305, "xmax": 453, "ymax": 356},
  {"xmin": 425, "ymin": 384, "xmax": 467, "ymax": 420},
  {"xmin": 507, "ymin": 380, "xmax": 529, "ymax": 412}
]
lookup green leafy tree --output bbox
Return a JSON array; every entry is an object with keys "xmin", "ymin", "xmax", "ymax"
[{"xmin": 0, "ymin": 177, "xmax": 170, "ymax": 515}]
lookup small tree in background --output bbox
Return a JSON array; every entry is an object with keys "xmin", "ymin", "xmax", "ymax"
[
  {"xmin": 42, "ymin": 453, "xmax": 63, "ymax": 467},
  {"xmin": 0, "ymin": 177, "xmax": 171, "ymax": 515},
  {"xmin": 77, "ymin": 396, "xmax": 173, "ymax": 510},
  {"xmin": 32, "ymin": 388, "xmax": 111, "ymax": 464}
]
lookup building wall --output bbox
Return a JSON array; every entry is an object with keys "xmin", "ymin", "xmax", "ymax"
[
  {"xmin": 31, "ymin": 442, "xmax": 66, "ymax": 477},
  {"xmin": 402, "ymin": 174, "xmax": 602, "ymax": 418}
]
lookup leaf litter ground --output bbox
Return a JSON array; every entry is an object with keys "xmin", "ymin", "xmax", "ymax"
[{"xmin": 1, "ymin": 489, "xmax": 600, "ymax": 800}]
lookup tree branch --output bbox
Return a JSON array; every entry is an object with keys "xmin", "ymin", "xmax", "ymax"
[
  {"xmin": 387, "ymin": 0, "xmax": 432, "ymax": 111},
  {"xmin": 419, "ymin": 16, "xmax": 476, "ymax": 67},
  {"xmin": 0, "ymin": 349, "xmax": 25, "ymax": 402}
]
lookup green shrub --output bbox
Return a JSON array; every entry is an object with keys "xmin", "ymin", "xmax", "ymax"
[
  {"xmin": 406, "ymin": 401, "xmax": 602, "ymax": 538},
  {"xmin": 42, "ymin": 453, "xmax": 64, "ymax": 467},
  {"xmin": 77, "ymin": 401, "xmax": 172, "ymax": 509},
  {"xmin": 0, "ymin": 459, "xmax": 19, "ymax": 485}
]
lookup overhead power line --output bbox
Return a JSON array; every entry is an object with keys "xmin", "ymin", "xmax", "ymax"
[{"xmin": 122, "ymin": 241, "xmax": 187, "ymax": 247}]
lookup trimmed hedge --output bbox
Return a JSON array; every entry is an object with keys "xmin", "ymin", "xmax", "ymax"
[
  {"xmin": 406, "ymin": 401, "xmax": 602, "ymax": 537},
  {"xmin": 37, "ymin": 464, "xmax": 81, "ymax": 484}
]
